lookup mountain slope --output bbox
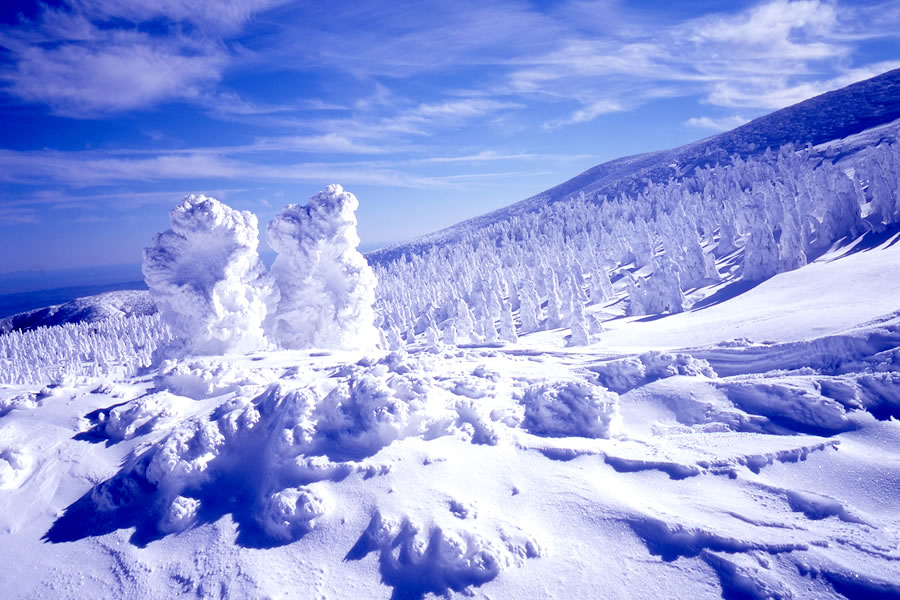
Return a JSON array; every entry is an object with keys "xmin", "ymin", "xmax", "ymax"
[
  {"xmin": 0, "ymin": 290, "xmax": 155, "ymax": 334},
  {"xmin": 369, "ymin": 68, "xmax": 900, "ymax": 262}
]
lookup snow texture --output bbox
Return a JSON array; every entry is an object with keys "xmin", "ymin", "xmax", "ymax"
[{"xmin": 522, "ymin": 380, "xmax": 621, "ymax": 438}]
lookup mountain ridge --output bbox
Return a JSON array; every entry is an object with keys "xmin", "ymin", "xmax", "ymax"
[{"xmin": 368, "ymin": 68, "xmax": 900, "ymax": 263}]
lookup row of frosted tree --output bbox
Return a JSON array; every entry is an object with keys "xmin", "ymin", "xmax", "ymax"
[
  {"xmin": 0, "ymin": 314, "xmax": 171, "ymax": 385},
  {"xmin": 373, "ymin": 139, "xmax": 900, "ymax": 345}
]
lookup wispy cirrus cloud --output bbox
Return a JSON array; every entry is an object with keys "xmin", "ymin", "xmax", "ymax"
[{"xmin": 0, "ymin": 0, "xmax": 282, "ymax": 115}]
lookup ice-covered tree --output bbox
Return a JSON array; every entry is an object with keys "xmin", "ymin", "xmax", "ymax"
[
  {"xmin": 142, "ymin": 194, "xmax": 275, "ymax": 356},
  {"xmin": 266, "ymin": 185, "xmax": 379, "ymax": 351}
]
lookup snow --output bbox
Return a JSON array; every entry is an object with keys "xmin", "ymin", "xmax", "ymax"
[
  {"xmin": 3, "ymin": 228, "xmax": 899, "ymax": 597},
  {"xmin": 2, "ymin": 77, "xmax": 900, "ymax": 599}
]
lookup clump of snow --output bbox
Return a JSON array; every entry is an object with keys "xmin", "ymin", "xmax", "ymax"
[
  {"xmin": 0, "ymin": 391, "xmax": 38, "ymax": 417},
  {"xmin": 142, "ymin": 194, "xmax": 275, "ymax": 357},
  {"xmin": 521, "ymin": 380, "xmax": 621, "ymax": 438},
  {"xmin": 155, "ymin": 358, "xmax": 262, "ymax": 399},
  {"xmin": 590, "ymin": 351, "xmax": 717, "ymax": 394},
  {"xmin": 99, "ymin": 391, "xmax": 184, "ymax": 442},
  {"xmin": 159, "ymin": 496, "xmax": 201, "ymax": 534},
  {"xmin": 0, "ymin": 446, "xmax": 32, "ymax": 489},
  {"xmin": 350, "ymin": 510, "xmax": 540, "ymax": 598},
  {"xmin": 257, "ymin": 485, "xmax": 330, "ymax": 541},
  {"xmin": 266, "ymin": 184, "xmax": 379, "ymax": 351}
]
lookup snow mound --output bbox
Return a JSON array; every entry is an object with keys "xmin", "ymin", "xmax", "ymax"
[
  {"xmin": 154, "ymin": 358, "xmax": 266, "ymax": 400},
  {"xmin": 142, "ymin": 194, "xmax": 275, "ymax": 357},
  {"xmin": 348, "ymin": 510, "xmax": 540, "ymax": 599},
  {"xmin": 721, "ymin": 379, "xmax": 855, "ymax": 435},
  {"xmin": 522, "ymin": 380, "xmax": 621, "ymax": 438},
  {"xmin": 589, "ymin": 351, "xmax": 717, "ymax": 394},
  {"xmin": 0, "ymin": 391, "xmax": 38, "ymax": 417},
  {"xmin": 88, "ymin": 390, "xmax": 186, "ymax": 443},
  {"xmin": 0, "ymin": 446, "xmax": 32, "ymax": 489},
  {"xmin": 266, "ymin": 184, "xmax": 379, "ymax": 351},
  {"xmin": 257, "ymin": 485, "xmax": 331, "ymax": 542}
]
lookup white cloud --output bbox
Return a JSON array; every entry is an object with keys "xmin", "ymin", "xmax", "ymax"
[
  {"xmin": 4, "ymin": 38, "xmax": 225, "ymax": 115},
  {"xmin": 543, "ymin": 99, "xmax": 622, "ymax": 130},
  {"xmin": 0, "ymin": 0, "xmax": 281, "ymax": 115},
  {"xmin": 684, "ymin": 115, "xmax": 750, "ymax": 131}
]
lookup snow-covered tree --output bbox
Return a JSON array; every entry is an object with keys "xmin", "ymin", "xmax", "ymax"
[
  {"xmin": 266, "ymin": 185, "xmax": 379, "ymax": 351},
  {"xmin": 142, "ymin": 194, "xmax": 275, "ymax": 357}
]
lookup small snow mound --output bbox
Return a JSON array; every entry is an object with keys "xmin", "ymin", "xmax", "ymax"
[
  {"xmin": 142, "ymin": 194, "xmax": 276, "ymax": 357},
  {"xmin": 721, "ymin": 379, "xmax": 854, "ymax": 434},
  {"xmin": 310, "ymin": 362, "xmax": 455, "ymax": 459},
  {"xmin": 266, "ymin": 184, "xmax": 379, "ymax": 351},
  {"xmin": 257, "ymin": 485, "xmax": 330, "ymax": 541},
  {"xmin": 590, "ymin": 351, "xmax": 717, "ymax": 393},
  {"xmin": 100, "ymin": 391, "xmax": 184, "ymax": 442},
  {"xmin": 159, "ymin": 496, "xmax": 201, "ymax": 534},
  {"xmin": 349, "ymin": 510, "xmax": 540, "ymax": 598},
  {"xmin": 522, "ymin": 380, "xmax": 621, "ymax": 438},
  {"xmin": 784, "ymin": 489, "xmax": 867, "ymax": 524},
  {"xmin": 155, "ymin": 359, "xmax": 261, "ymax": 399},
  {"xmin": 0, "ymin": 447, "xmax": 32, "ymax": 489},
  {"xmin": 0, "ymin": 391, "xmax": 38, "ymax": 417}
]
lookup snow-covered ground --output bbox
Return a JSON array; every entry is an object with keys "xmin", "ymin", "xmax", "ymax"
[{"xmin": 1, "ymin": 229, "xmax": 898, "ymax": 599}]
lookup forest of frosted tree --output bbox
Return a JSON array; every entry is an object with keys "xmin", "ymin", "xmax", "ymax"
[
  {"xmin": 373, "ymin": 140, "xmax": 900, "ymax": 346},
  {"xmin": 2, "ymin": 139, "xmax": 899, "ymax": 385}
]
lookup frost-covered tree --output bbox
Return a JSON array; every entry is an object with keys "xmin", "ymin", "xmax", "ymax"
[
  {"xmin": 566, "ymin": 300, "xmax": 590, "ymax": 347},
  {"xmin": 266, "ymin": 185, "xmax": 379, "ymax": 350},
  {"xmin": 142, "ymin": 194, "xmax": 275, "ymax": 356},
  {"xmin": 499, "ymin": 300, "xmax": 518, "ymax": 343}
]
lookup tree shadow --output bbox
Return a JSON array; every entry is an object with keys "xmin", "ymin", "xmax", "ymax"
[{"xmin": 824, "ymin": 223, "xmax": 900, "ymax": 262}]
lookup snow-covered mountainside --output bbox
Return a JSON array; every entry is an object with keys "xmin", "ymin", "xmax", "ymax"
[
  {"xmin": 369, "ymin": 67, "xmax": 900, "ymax": 262},
  {"xmin": 0, "ymin": 290, "xmax": 155, "ymax": 334},
  {"xmin": 2, "ymin": 73, "xmax": 900, "ymax": 599}
]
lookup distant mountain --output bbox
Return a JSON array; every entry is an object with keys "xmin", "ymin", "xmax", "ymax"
[
  {"xmin": 368, "ymin": 68, "xmax": 900, "ymax": 262},
  {"xmin": 0, "ymin": 290, "xmax": 155, "ymax": 334}
]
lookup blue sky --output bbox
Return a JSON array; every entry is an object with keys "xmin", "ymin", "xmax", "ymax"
[{"xmin": 0, "ymin": 0, "xmax": 898, "ymax": 274}]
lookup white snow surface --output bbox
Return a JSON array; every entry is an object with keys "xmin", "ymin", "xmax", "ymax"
[
  {"xmin": 1, "ymin": 232, "xmax": 899, "ymax": 599},
  {"xmin": 266, "ymin": 184, "xmax": 379, "ymax": 351}
]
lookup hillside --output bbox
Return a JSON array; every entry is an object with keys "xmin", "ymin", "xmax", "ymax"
[{"xmin": 369, "ymin": 68, "xmax": 900, "ymax": 262}]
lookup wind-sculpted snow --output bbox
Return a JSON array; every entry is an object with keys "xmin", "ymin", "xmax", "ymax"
[
  {"xmin": 266, "ymin": 184, "xmax": 379, "ymax": 351},
  {"xmin": 142, "ymin": 194, "xmax": 276, "ymax": 357},
  {"xmin": 0, "ymin": 297, "xmax": 894, "ymax": 599},
  {"xmin": 521, "ymin": 380, "xmax": 621, "ymax": 438},
  {"xmin": 5, "ymin": 76, "xmax": 900, "ymax": 599}
]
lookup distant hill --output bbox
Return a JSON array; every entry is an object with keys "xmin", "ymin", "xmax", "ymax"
[
  {"xmin": 0, "ymin": 290, "xmax": 155, "ymax": 334},
  {"xmin": 368, "ymin": 68, "xmax": 900, "ymax": 263}
]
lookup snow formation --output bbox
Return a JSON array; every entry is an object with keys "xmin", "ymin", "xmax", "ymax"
[
  {"xmin": 142, "ymin": 194, "xmax": 275, "ymax": 357},
  {"xmin": 266, "ymin": 185, "xmax": 379, "ymax": 351}
]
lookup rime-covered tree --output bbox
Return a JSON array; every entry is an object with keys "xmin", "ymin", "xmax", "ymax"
[
  {"xmin": 142, "ymin": 194, "xmax": 275, "ymax": 356},
  {"xmin": 266, "ymin": 185, "xmax": 379, "ymax": 350}
]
